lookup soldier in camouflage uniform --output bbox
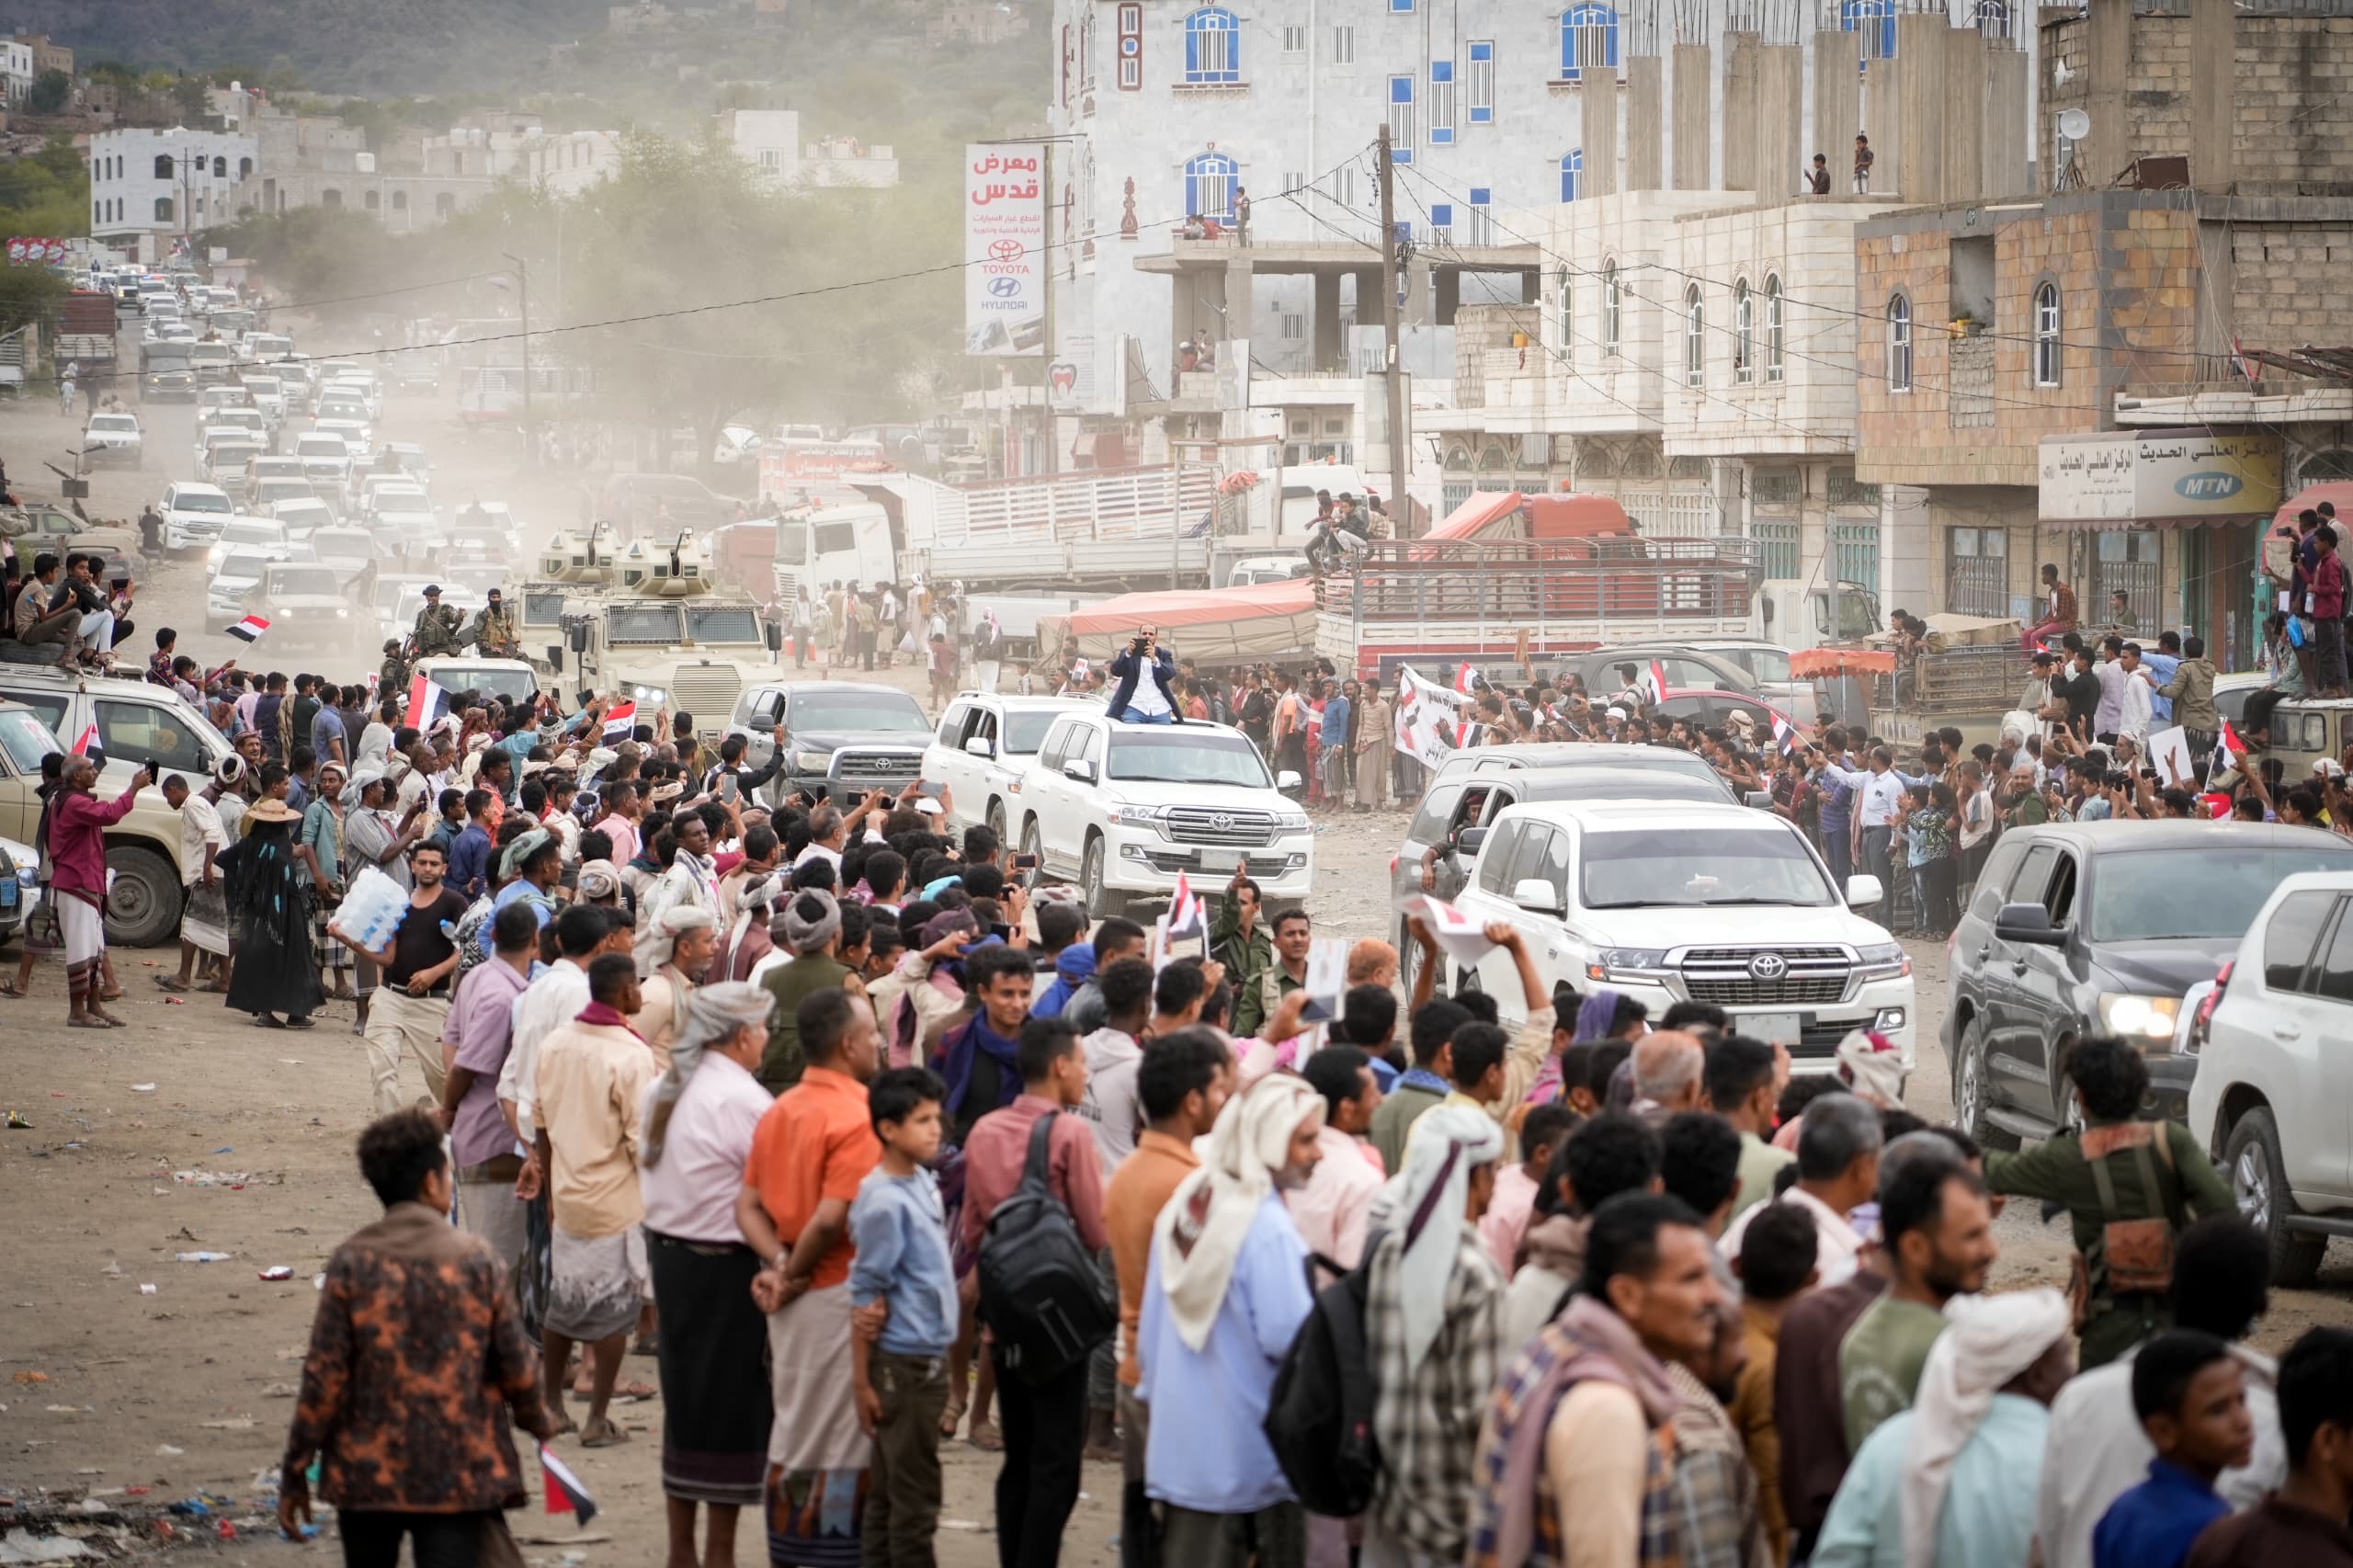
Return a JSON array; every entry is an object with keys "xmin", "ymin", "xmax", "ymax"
[
  {"xmin": 378, "ymin": 641, "xmax": 408, "ymax": 699},
  {"xmin": 409, "ymin": 585, "xmax": 461, "ymax": 659},
  {"xmin": 464, "ymin": 589, "xmax": 519, "ymax": 658},
  {"xmin": 1983, "ymin": 1034, "xmax": 2233, "ymax": 1368}
]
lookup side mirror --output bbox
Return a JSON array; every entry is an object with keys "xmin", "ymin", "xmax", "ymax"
[
  {"xmin": 1744, "ymin": 790, "xmax": 1773, "ymax": 809},
  {"xmin": 1995, "ymin": 901, "xmax": 2068, "ymax": 946},
  {"xmin": 1511, "ymin": 877, "xmax": 1564, "ymax": 915},
  {"xmin": 965, "ymin": 735, "xmax": 995, "ymax": 758},
  {"xmin": 1845, "ymin": 873, "xmax": 1885, "ymax": 908},
  {"xmin": 544, "ymin": 643, "xmax": 563, "ymax": 673},
  {"xmin": 1456, "ymin": 825, "xmax": 1491, "ymax": 859},
  {"xmin": 1276, "ymin": 769, "xmax": 1303, "ymax": 792},
  {"xmin": 763, "ymin": 621, "xmax": 782, "ymax": 653},
  {"xmin": 566, "ymin": 621, "xmax": 590, "ymax": 653},
  {"xmin": 1063, "ymin": 757, "xmax": 1098, "ymax": 785}
]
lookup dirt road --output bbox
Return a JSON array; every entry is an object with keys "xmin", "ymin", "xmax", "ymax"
[{"xmin": 4, "ymin": 389, "xmax": 2348, "ymax": 1563}]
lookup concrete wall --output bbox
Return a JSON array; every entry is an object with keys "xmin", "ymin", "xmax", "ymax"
[
  {"xmin": 1626, "ymin": 54, "xmax": 1664, "ymax": 192},
  {"xmin": 1583, "ymin": 65, "xmax": 1620, "ymax": 200},
  {"xmin": 1814, "ymin": 31, "xmax": 1861, "ymax": 193},
  {"xmin": 1722, "ymin": 34, "xmax": 1761, "ymax": 195},
  {"xmin": 1672, "ymin": 45, "xmax": 1711, "ymax": 190},
  {"xmin": 1756, "ymin": 44, "xmax": 1805, "ymax": 204}
]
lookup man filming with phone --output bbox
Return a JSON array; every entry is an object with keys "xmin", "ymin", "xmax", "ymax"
[{"xmin": 1105, "ymin": 623, "xmax": 1182, "ymax": 725}]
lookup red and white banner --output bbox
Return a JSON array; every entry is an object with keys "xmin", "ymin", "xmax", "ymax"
[{"xmin": 6, "ymin": 238, "xmax": 68, "ymax": 265}]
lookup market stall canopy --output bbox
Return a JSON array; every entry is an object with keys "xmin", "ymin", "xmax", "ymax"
[
  {"xmin": 1790, "ymin": 646, "xmax": 1896, "ymax": 677},
  {"xmin": 2271, "ymin": 481, "xmax": 2353, "ymax": 534},
  {"xmin": 1425, "ymin": 490, "xmax": 1636, "ymax": 544},
  {"xmin": 1035, "ymin": 578, "xmax": 1317, "ymax": 662}
]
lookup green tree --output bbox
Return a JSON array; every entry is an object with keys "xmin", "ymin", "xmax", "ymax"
[
  {"xmin": 26, "ymin": 70, "xmax": 70, "ymax": 116},
  {"xmin": 0, "ymin": 134, "xmax": 92, "ymax": 238}
]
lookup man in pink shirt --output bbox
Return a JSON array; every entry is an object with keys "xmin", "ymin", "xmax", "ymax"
[
  {"xmin": 592, "ymin": 778, "xmax": 642, "ymax": 868},
  {"xmin": 50, "ymin": 755, "xmax": 152, "ymax": 1028},
  {"xmin": 1294, "ymin": 1045, "xmax": 1387, "ymax": 1272},
  {"xmin": 1480, "ymin": 1103, "xmax": 1577, "ymax": 1278}
]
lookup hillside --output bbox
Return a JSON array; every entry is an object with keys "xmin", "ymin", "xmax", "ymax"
[{"xmin": 23, "ymin": 0, "xmax": 613, "ymax": 94}]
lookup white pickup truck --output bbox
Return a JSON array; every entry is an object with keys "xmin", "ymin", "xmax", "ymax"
[{"xmin": 1009, "ymin": 712, "xmax": 1312, "ymax": 920}]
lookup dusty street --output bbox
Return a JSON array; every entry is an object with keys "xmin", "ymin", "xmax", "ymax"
[{"xmin": 4, "ymin": 383, "xmax": 2351, "ymax": 1563}]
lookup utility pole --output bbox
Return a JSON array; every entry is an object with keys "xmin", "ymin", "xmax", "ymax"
[
  {"xmin": 1376, "ymin": 124, "xmax": 1409, "ymax": 536},
  {"xmin": 502, "ymin": 252, "xmax": 533, "ymax": 464}
]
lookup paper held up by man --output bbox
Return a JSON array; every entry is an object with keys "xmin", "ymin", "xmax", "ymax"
[{"xmin": 1394, "ymin": 892, "xmax": 1502, "ymax": 971}]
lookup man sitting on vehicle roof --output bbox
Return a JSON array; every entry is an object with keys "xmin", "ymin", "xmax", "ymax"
[{"xmin": 1106, "ymin": 624, "xmax": 1182, "ymax": 725}]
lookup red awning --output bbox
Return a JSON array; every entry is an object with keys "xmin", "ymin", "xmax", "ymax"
[
  {"xmin": 1790, "ymin": 646, "xmax": 1897, "ymax": 677},
  {"xmin": 2272, "ymin": 481, "xmax": 2353, "ymax": 534},
  {"xmin": 1034, "ymin": 579, "xmax": 1317, "ymax": 661}
]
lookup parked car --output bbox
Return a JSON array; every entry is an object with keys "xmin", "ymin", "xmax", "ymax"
[
  {"xmin": 1559, "ymin": 647, "xmax": 1766, "ymax": 703},
  {"xmin": 1010, "ymin": 712, "xmax": 1313, "ymax": 919},
  {"xmin": 724, "ymin": 681, "xmax": 935, "ymax": 804},
  {"xmin": 1682, "ymin": 638, "xmax": 1817, "ymax": 722},
  {"xmin": 1450, "ymin": 798, "xmax": 1913, "ymax": 1070},
  {"xmin": 2184, "ymin": 870, "xmax": 2353, "ymax": 1282},
  {"xmin": 81, "ymin": 411, "xmax": 143, "ymax": 469},
  {"xmin": 923, "ymin": 692, "xmax": 1095, "ymax": 844},
  {"xmin": 1946, "ymin": 820, "xmax": 2353, "ymax": 1152}
]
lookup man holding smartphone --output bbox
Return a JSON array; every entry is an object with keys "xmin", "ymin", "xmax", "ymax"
[{"xmin": 1105, "ymin": 624, "xmax": 1181, "ymax": 724}]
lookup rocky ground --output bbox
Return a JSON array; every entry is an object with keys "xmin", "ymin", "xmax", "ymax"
[{"xmin": 4, "ymin": 381, "xmax": 2351, "ymax": 1564}]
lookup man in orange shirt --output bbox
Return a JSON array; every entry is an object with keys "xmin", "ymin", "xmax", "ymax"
[
  {"xmin": 1104, "ymin": 1028, "xmax": 1233, "ymax": 1568},
  {"xmin": 736, "ymin": 985, "xmax": 882, "ymax": 1567}
]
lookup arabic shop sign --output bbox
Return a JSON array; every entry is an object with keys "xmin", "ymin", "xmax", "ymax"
[
  {"xmin": 2038, "ymin": 431, "xmax": 2282, "ymax": 522},
  {"xmin": 963, "ymin": 144, "xmax": 1045, "ymax": 358}
]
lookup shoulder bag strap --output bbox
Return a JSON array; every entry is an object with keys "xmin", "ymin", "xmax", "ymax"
[{"xmin": 1020, "ymin": 1108, "xmax": 1059, "ymax": 1191}]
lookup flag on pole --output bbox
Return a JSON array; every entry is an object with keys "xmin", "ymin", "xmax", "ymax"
[
  {"xmin": 601, "ymin": 700, "xmax": 638, "ymax": 739},
  {"xmin": 225, "ymin": 614, "xmax": 270, "ymax": 643},
  {"xmin": 2208, "ymin": 719, "xmax": 2252, "ymax": 787},
  {"xmin": 69, "ymin": 722, "xmax": 97, "ymax": 756},
  {"xmin": 1167, "ymin": 872, "xmax": 1204, "ymax": 938},
  {"xmin": 404, "ymin": 672, "xmax": 450, "ymax": 731},
  {"xmin": 1769, "ymin": 710, "xmax": 1804, "ymax": 757},
  {"xmin": 1639, "ymin": 659, "xmax": 1669, "ymax": 707},
  {"xmin": 538, "ymin": 1444, "xmax": 598, "ymax": 1525}
]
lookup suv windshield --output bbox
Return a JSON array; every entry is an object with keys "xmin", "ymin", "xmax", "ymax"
[
  {"xmin": 174, "ymin": 492, "xmax": 231, "ymax": 514},
  {"xmin": 787, "ymin": 692, "xmax": 931, "ymax": 733},
  {"xmin": 1582, "ymin": 825, "xmax": 1836, "ymax": 909},
  {"xmin": 90, "ymin": 415, "xmax": 138, "ymax": 433},
  {"xmin": 607, "ymin": 605, "xmax": 683, "ymax": 644},
  {"xmin": 425, "ymin": 665, "xmax": 536, "ymax": 705},
  {"xmin": 1006, "ymin": 710, "xmax": 1061, "ymax": 754},
  {"xmin": 685, "ymin": 607, "xmax": 761, "ymax": 643},
  {"xmin": 2089, "ymin": 843, "xmax": 2353, "ymax": 941},
  {"xmin": 0, "ymin": 707, "xmax": 56, "ymax": 772},
  {"xmin": 776, "ymin": 520, "xmax": 809, "ymax": 564},
  {"xmin": 1107, "ymin": 729, "xmax": 1273, "ymax": 788},
  {"xmin": 267, "ymin": 567, "xmax": 342, "ymax": 597}
]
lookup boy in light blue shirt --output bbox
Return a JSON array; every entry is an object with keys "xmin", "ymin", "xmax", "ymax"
[{"xmin": 848, "ymin": 1066, "xmax": 961, "ymax": 1561}]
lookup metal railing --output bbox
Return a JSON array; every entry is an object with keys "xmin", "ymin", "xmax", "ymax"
[
  {"xmin": 1319, "ymin": 534, "xmax": 1758, "ymax": 646},
  {"xmin": 919, "ymin": 464, "xmax": 1222, "ymax": 547}
]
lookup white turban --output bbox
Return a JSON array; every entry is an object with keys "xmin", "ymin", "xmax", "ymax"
[
  {"xmin": 634, "ymin": 902, "xmax": 715, "ymax": 973},
  {"xmin": 1382, "ymin": 1105, "xmax": 1506, "ymax": 1375},
  {"xmin": 643, "ymin": 982, "xmax": 771, "ymax": 1168},
  {"xmin": 1901, "ymin": 1288, "xmax": 2073, "ymax": 1568},
  {"xmin": 1151, "ymin": 1073, "xmax": 1325, "ymax": 1353}
]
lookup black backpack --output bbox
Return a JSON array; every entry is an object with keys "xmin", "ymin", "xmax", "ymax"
[
  {"xmin": 976, "ymin": 1111, "xmax": 1116, "ymax": 1384},
  {"xmin": 1263, "ymin": 1252, "xmax": 1381, "ymax": 1517}
]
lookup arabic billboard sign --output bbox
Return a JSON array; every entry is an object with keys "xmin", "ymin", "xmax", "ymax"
[
  {"xmin": 964, "ymin": 144, "xmax": 1045, "ymax": 358},
  {"xmin": 2038, "ymin": 431, "xmax": 2282, "ymax": 523}
]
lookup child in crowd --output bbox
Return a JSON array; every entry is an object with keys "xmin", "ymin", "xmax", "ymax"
[{"xmin": 2093, "ymin": 1330, "xmax": 2257, "ymax": 1568}]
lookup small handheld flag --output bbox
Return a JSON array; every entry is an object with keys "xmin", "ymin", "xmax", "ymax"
[
  {"xmin": 1768, "ymin": 709, "xmax": 1804, "ymax": 757},
  {"xmin": 1167, "ymin": 872, "xmax": 1205, "ymax": 938},
  {"xmin": 225, "ymin": 615, "xmax": 270, "ymax": 643},
  {"xmin": 404, "ymin": 673, "xmax": 449, "ymax": 730},
  {"xmin": 69, "ymin": 722, "xmax": 97, "ymax": 756},
  {"xmin": 538, "ymin": 1443, "xmax": 598, "ymax": 1525},
  {"xmin": 1640, "ymin": 659, "xmax": 1669, "ymax": 707},
  {"xmin": 601, "ymin": 700, "xmax": 638, "ymax": 739}
]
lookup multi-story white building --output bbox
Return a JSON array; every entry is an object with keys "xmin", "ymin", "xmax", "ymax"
[
  {"xmin": 721, "ymin": 110, "xmax": 899, "ymax": 189},
  {"xmin": 88, "ymin": 127, "xmax": 258, "ymax": 255},
  {"xmin": 0, "ymin": 40, "xmax": 33, "ymax": 104}
]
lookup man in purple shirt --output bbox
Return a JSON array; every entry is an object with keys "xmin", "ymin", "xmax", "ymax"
[{"xmin": 439, "ymin": 902, "xmax": 539, "ymax": 1279}]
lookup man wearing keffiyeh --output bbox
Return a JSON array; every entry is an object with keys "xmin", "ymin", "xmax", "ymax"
[
  {"xmin": 1364, "ymin": 1104, "xmax": 1506, "ymax": 1566},
  {"xmin": 1136, "ymin": 1073, "xmax": 1325, "ymax": 1565}
]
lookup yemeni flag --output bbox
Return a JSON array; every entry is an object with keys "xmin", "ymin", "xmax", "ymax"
[
  {"xmin": 1167, "ymin": 872, "xmax": 1205, "ymax": 938},
  {"xmin": 1768, "ymin": 709, "xmax": 1804, "ymax": 757},
  {"xmin": 69, "ymin": 722, "xmax": 97, "ymax": 756},
  {"xmin": 225, "ymin": 614, "xmax": 270, "ymax": 643},
  {"xmin": 1640, "ymin": 659, "xmax": 1670, "ymax": 707},
  {"xmin": 405, "ymin": 672, "xmax": 451, "ymax": 730},
  {"xmin": 2208, "ymin": 719, "xmax": 2252, "ymax": 787},
  {"xmin": 537, "ymin": 1443, "xmax": 598, "ymax": 1525},
  {"xmin": 601, "ymin": 699, "xmax": 638, "ymax": 739}
]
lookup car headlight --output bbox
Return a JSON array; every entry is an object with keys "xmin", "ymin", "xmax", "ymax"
[
  {"xmin": 1854, "ymin": 941, "xmax": 1912, "ymax": 982},
  {"xmin": 1586, "ymin": 948, "xmax": 1672, "ymax": 982},
  {"xmin": 2098, "ymin": 993, "xmax": 2181, "ymax": 1042},
  {"xmin": 1113, "ymin": 803, "xmax": 1168, "ymax": 828},
  {"xmin": 1271, "ymin": 810, "xmax": 1311, "ymax": 833},
  {"xmin": 788, "ymin": 750, "xmax": 832, "ymax": 774},
  {"xmin": 335, "ymin": 608, "xmax": 349, "ymax": 619}
]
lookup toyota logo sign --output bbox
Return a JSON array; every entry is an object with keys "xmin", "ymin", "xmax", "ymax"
[
  {"xmin": 1747, "ymin": 952, "xmax": 1789, "ymax": 981},
  {"xmin": 1211, "ymin": 812, "xmax": 1234, "ymax": 831},
  {"xmin": 988, "ymin": 239, "xmax": 1026, "ymax": 263}
]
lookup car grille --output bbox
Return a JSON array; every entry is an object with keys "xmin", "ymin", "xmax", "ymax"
[
  {"xmin": 1678, "ymin": 946, "xmax": 1852, "ymax": 1007},
  {"xmin": 668, "ymin": 668, "xmax": 742, "ymax": 720},
  {"xmin": 1165, "ymin": 806, "xmax": 1277, "ymax": 848},
  {"xmin": 833, "ymin": 750, "xmax": 919, "ymax": 781}
]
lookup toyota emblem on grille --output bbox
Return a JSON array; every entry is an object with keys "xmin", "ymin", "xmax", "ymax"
[
  {"xmin": 1747, "ymin": 952, "xmax": 1789, "ymax": 981},
  {"xmin": 1211, "ymin": 812, "xmax": 1234, "ymax": 830}
]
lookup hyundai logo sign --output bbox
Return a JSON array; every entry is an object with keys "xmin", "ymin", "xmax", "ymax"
[
  {"xmin": 987, "ymin": 277, "xmax": 1023, "ymax": 298},
  {"xmin": 1747, "ymin": 952, "xmax": 1789, "ymax": 981},
  {"xmin": 2176, "ymin": 472, "xmax": 2244, "ymax": 501}
]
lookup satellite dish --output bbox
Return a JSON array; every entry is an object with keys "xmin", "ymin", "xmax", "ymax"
[{"xmin": 2058, "ymin": 108, "xmax": 2093, "ymax": 142}]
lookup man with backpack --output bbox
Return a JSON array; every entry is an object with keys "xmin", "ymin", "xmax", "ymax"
[
  {"xmin": 1136, "ymin": 1071, "xmax": 1325, "ymax": 1566},
  {"xmin": 962, "ymin": 1015, "xmax": 1109, "ymax": 1568}
]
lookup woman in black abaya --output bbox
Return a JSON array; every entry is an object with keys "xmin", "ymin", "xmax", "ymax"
[{"xmin": 219, "ymin": 799, "xmax": 324, "ymax": 1028}]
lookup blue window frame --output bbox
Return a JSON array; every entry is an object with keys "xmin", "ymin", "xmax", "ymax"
[
  {"xmin": 1183, "ymin": 6, "xmax": 1241, "ymax": 84},
  {"xmin": 1468, "ymin": 187, "xmax": 1492, "ymax": 244},
  {"xmin": 1430, "ymin": 59, "xmax": 1455, "ymax": 143},
  {"xmin": 1391, "ymin": 0, "xmax": 1414, "ymax": 10},
  {"xmin": 1430, "ymin": 204, "xmax": 1453, "ymax": 228},
  {"xmin": 1388, "ymin": 74, "xmax": 1415, "ymax": 162},
  {"xmin": 1560, "ymin": 149, "xmax": 1584, "ymax": 202},
  {"xmin": 1183, "ymin": 151, "xmax": 1239, "ymax": 221},
  {"xmin": 1468, "ymin": 40, "xmax": 1495, "ymax": 122},
  {"xmin": 1840, "ymin": 0, "xmax": 1896, "ymax": 64},
  {"xmin": 1560, "ymin": 4, "xmax": 1620, "ymax": 82}
]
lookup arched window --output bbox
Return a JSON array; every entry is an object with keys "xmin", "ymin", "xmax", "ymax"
[
  {"xmin": 392, "ymin": 190, "xmax": 409, "ymax": 211},
  {"xmin": 211, "ymin": 155, "xmax": 226, "ymax": 177},
  {"xmin": 321, "ymin": 188, "xmax": 342, "ymax": 209},
  {"xmin": 436, "ymin": 191, "xmax": 457, "ymax": 218},
  {"xmin": 153, "ymin": 196, "xmax": 173, "ymax": 222},
  {"xmin": 1841, "ymin": 0, "xmax": 1896, "ymax": 64},
  {"xmin": 153, "ymin": 153, "xmax": 174, "ymax": 179},
  {"xmin": 1970, "ymin": 0, "xmax": 2012, "ymax": 40},
  {"xmin": 1560, "ymin": 4, "xmax": 1620, "ymax": 81},
  {"xmin": 1559, "ymin": 149, "xmax": 1583, "ymax": 202},
  {"xmin": 363, "ymin": 189, "xmax": 380, "ymax": 210},
  {"xmin": 2033, "ymin": 281, "xmax": 2061, "ymax": 387},
  {"xmin": 1183, "ymin": 151, "xmax": 1237, "ymax": 222},
  {"xmin": 1603, "ymin": 261, "xmax": 1621, "ymax": 356},
  {"xmin": 1765, "ymin": 275, "xmax": 1785, "ymax": 382},
  {"xmin": 1734, "ymin": 278, "xmax": 1754, "ymax": 385},
  {"xmin": 1183, "ymin": 7, "xmax": 1241, "ymax": 84},
  {"xmin": 1886, "ymin": 293, "xmax": 1913, "ymax": 392},
  {"xmin": 1556, "ymin": 267, "xmax": 1574, "ymax": 362},
  {"xmin": 239, "ymin": 157, "xmax": 253, "ymax": 178},
  {"xmin": 1684, "ymin": 284, "xmax": 1705, "ymax": 388}
]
